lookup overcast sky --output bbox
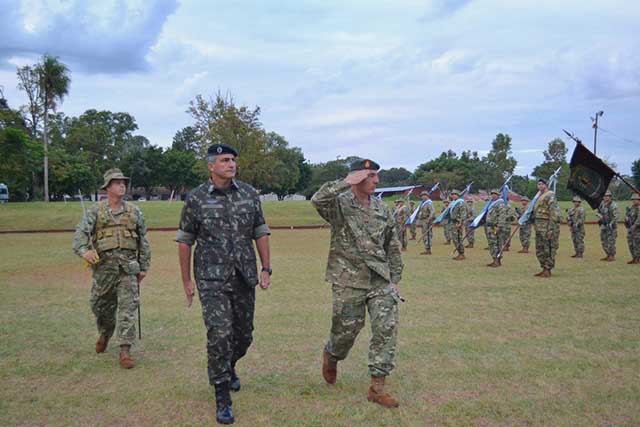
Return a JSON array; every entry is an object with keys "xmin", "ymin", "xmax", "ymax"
[{"xmin": 1, "ymin": 0, "xmax": 638, "ymax": 175}]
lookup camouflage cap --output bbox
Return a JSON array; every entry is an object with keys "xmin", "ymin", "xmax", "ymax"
[
  {"xmin": 100, "ymin": 168, "xmax": 129, "ymax": 190},
  {"xmin": 450, "ymin": 189, "xmax": 461, "ymax": 196},
  {"xmin": 604, "ymin": 190, "xmax": 613, "ymax": 197},
  {"xmin": 572, "ymin": 196, "xmax": 582, "ymax": 202},
  {"xmin": 394, "ymin": 199, "xmax": 403, "ymax": 204},
  {"xmin": 465, "ymin": 198, "xmax": 473, "ymax": 203},
  {"xmin": 420, "ymin": 191, "xmax": 429, "ymax": 196},
  {"xmin": 443, "ymin": 198, "xmax": 450, "ymax": 203},
  {"xmin": 208, "ymin": 143, "xmax": 238, "ymax": 157},
  {"xmin": 631, "ymin": 193, "xmax": 640, "ymax": 200},
  {"xmin": 521, "ymin": 196, "xmax": 530, "ymax": 202},
  {"xmin": 537, "ymin": 178, "xmax": 547, "ymax": 185},
  {"xmin": 490, "ymin": 189, "xmax": 500, "ymax": 195},
  {"xmin": 350, "ymin": 158, "xmax": 380, "ymax": 172}
]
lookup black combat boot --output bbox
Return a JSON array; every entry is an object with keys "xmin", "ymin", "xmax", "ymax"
[
  {"xmin": 214, "ymin": 382, "xmax": 234, "ymax": 424},
  {"xmin": 230, "ymin": 364, "xmax": 241, "ymax": 392}
]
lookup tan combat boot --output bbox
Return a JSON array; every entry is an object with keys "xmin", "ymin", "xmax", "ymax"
[
  {"xmin": 367, "ymin": 376, "xmax": 399, "ymax": 408},
  {"xmin": 419, "ymin": 250, "xmax": 431, "ymax": 255},
  {"xmin": 95, "ymin": 335, "xmax": 110, "ymax": 354},
  {"xmin": 322, "ymin": 351, "xmax": 337, "ymax": 384},
  {"xmin": 607, "ymin": 255, "xmax": 615, "ymax": 262},
  {"xmin": 540, "ymin": 269, "xmax": 551, "ymax": 278},
  {"xmin": 453, "ymin": 254, "xmax": 465, "ymax": 261},
  {"xmin": 518, "ymin": 248, "xmax": 529, "ymax": 253},
  {"xmin": 119, "ymin": 345, "xmax": 135, "ymax": 369}
]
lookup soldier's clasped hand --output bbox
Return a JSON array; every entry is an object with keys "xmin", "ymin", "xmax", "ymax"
[{"xmin": 81, "ymin": 250, "xmax": 100, "ymax": 265}]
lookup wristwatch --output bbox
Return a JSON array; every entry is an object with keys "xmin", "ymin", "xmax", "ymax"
[{"xmin": 261, "ymin": 267, "xmax": 272, "ymax": 276}]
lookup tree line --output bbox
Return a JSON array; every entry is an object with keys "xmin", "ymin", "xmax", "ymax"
[{"xmin": 1, "ymin": 55, "xmax": 638, "ymax": 202}]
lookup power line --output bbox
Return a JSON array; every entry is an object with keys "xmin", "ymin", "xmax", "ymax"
[{"xmin": 598, "ymin": 127, "xmax": 640, "ymax": 146}]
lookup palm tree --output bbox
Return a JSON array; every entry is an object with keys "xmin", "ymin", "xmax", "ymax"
[{"xmin": 36, "ymin": 54, "xmax": 70, "ymax": 202}]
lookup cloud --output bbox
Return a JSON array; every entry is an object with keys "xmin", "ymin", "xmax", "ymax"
[{"xmin": 0, "ymin": 0, "xmax": 178, "ymax": 73}]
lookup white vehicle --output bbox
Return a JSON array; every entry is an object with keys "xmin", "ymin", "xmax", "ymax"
[{"xmin": 0, "ymin": 183, "xmax": 8, "ymax": 203}]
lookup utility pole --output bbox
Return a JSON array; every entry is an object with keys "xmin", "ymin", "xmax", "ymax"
[{"xmin": 591, "ymin": 110, "xmax": 603, "ymax": 154}]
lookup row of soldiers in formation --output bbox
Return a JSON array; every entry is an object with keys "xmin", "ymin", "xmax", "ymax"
[{"xmin": 392, "ymin": 188, "xmax": 640, "ymax": 274}]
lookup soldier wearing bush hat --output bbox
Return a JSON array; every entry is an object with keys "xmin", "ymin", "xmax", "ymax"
[
  {"xmin": 516, "ymin": 196, "xmax": 531, "ymax": 253},
  {"xmin": 417, "ymin": 190, "xmax": 435, "ymax": 254},
  {"xmin": 625, "ymin": 193, "xmax": 640, "ymax": 264},
  {"xmin": 312, "ymin": 157, "xmax": 404, "ymax": 409},
  {"xmin": 73, "ymin": 168, "xmax": 151, "ymax": 370}
]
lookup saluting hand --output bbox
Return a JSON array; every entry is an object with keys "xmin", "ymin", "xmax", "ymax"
[
  {"xmin": 259, "ymin": 271, "xmax": 271, "ymax": 290},
  {"xmin": 183, "ymin": 279, "xmax": 196, "ymax": 308},
  {"xmin": 344, "ymin": 170, "xmax": 369, "ymax": 185}
]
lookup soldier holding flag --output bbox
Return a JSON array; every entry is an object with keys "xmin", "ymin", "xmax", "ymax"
[
  {"xmin": 417, "ymin": 191, "xmax": 435, "ymax": 255},
  {"xmin": 567, "ymin": 196, "xmax": 586, "ymax": 258},
  {"xmin": 449, "ymin": 189, "xmax": 468, "ymax": 260},
  {"xmin": 532, "ymin": 179, "xmax": 561, "ymax": 277},
  {"xmin": 516, "ymin": 198, "xmax": 531, "ymax": 253},
  {"xmin": 625, "ymin": 193, "xmax": 640, "ymax": 264},
  {"xmin": 485, "ymin": 190, "xmax": 506, "ymax": 267},
  {"xmin": 597, "ymin": 191, "xmax": 619, "ymax": 262}
]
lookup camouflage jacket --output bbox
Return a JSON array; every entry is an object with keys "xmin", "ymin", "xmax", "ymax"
[
  {"xmin": 465, "ymin": 206, "xmax": 476, "ymax": 224},
  {"xmin": 417, "ymin": 201, "xmax": 435, "ymax": 224},
  {"xmin": 393, "ymin": 205, "xmax": 411, "ymax": 227},
  {"xmin": 624, "ymin": 205, "xmax": 640, "ymax": 230},
  {"xmin": 533, "ymin": 191, "xmax": 561, "ymax": 232},
  {"xmin": 567, "ymin": 206, "xmax": 585, "ymax": 229},
  {"xmin": 175, "ymin": 179, "xmax": 270, "ymax": 285},
  {"xmin": 598, "ymin": 201, "xmax": 619, "ymax": 229},
  {"xmin": 504, "ymin": 204, "xmax": 517, "ymax": 224},
  {"xmin": 449, "ymin": 200, "xmax": 468, "ymax": 225},
  {"xmin": 72, "ymin": 200, "xmax": 151, "ymax": 272},
  {"xmin": 312, "ymin": 180, "xmax": 403, "ymax": 288},
  {"xmin": 485, "ymin": 199, "xmax": 506, "ymax": 227}
]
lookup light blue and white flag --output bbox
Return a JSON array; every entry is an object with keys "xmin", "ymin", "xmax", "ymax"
[
  {"xmin": 518, "ymin": 166, "xmax": 562, "ymax": 226},
  {"xmin": 406, "ymin": 182, "xmax": 439, "ymax": 225},
  {"xmin": 469, "ymin": 175, "xmax": 513, "ymax": 229},
  {"xmin": 433, "ymin": 182, "xmax": 471, "ymax": 225}
]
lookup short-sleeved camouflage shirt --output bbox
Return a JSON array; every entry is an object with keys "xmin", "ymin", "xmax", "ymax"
[{"xmin": 175, "ymin": 179, "xmax": 270, "ymax": 285}]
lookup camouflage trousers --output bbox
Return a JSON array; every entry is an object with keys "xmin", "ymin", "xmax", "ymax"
[
  {"xmin": 398, "ymin": 225, "xmax": 408, "ymax": 249},
  {"xmin": 410, "ymin": 222, "xmax": 417, "ymax": 239},
  {"xmin": 451, "ymin": 223, "xmax": 465, "ymax": 254},
  {"xmin": 627, "ymin": 227, "xmax": 640, "ymax": 258},
  {"xmin": 444, "ymin": 223, "xmax": 452, "ymax": 243},
  {"xmin": 465, "ymin": 223, "xmax": 475, "ymax": 245},
  {"xmin": 419, "ymin": 223, "xmax": 433, "ymax": 250},
  {"xmin": 500, "ymin": 226, "xmax": 511, "ymax": 249},
  {"xmin": 519, "ymin": 224, "xmax": 531, "ymax": 249},
  {"xmin": 197, "ymin": 271, "xmax": 255, "ymax": 386},
  {"xmin": 326, "ymin": 277, "xmax": 399, "ymax": 377},
  {"xmin": 600, "ymin": 226, "xmax": 617, "ymax": 257},
  {"xmin": 570, "ymin": 226, "xmax": 585, "ymax": 254},
  {"xmin": 486, "ymin": 225, "xmax": 503, "ymax": 261},
  {"xmin": 535, "ymin": 222, "xmax": 559, "ymax": 270},
  {"xmin": 90, "ymin": 257, "xmax": 140, "ymax": 346}
]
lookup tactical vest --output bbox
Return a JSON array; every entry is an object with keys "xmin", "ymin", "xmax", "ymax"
[
  {"xmin": 533, "ymin": 191, "xmax": 554, "ymax": 221},
  {"xmin": 94, "ymin": 202, "xmax": 139, "ymax": 254}
]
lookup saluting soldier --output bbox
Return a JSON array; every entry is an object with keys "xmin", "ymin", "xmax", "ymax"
[
  {"xmin": 516, "ymin": 198, "xmax": 531, "ymax": 253},
  {"xmin": 532, "ymin": 179, "xmax": 561, "ymax": 277},
  {"xmin": 449, "ymin": 189, "xmax": 468, "ymax": 260},
  {"xmin": 567, "ymin": 196, "xmax": 586, "ymax": 258},
  {"xmin": 465, "ymin": 198, "xmax": 476, "ymax": 248},
  {"xmin": 485, "ymin": 189, "xmax": 506, "ymax": 267},
  {"xmin": 175, "ymin": 144, "xmax": 272, "ymax": 425},
  {"xmin": 312, "ymin": 158, "xmax": 404, "ymax": 409},
  {"xmin": 417, "ymin": 191, "xmax": 435, "ymax": 255},
  {"xmin": 597, "ymin": 190, "xmax": 619, "ymax": 262},
  {"xmin": 625, "ymin": 193, "xmax": 640, "ymax": 264},
  {"xmin": 72, "ymin": 168, "xmax": 151, "ymax": 369}
]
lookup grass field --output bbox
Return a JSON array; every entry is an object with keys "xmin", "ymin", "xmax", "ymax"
[
  {"xmin": 0, "ymin": 199, "xmax": 632, "ymax": 231},
  {"xmin": 1, "ymin": 218, "xmax": 639, "ymax": 426}
]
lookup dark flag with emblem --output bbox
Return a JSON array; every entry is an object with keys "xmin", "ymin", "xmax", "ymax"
[{"xmin": 567, "ymin": 142, "xmax": 615, "ymax": 209}]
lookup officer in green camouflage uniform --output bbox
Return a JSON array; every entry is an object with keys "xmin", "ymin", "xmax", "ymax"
[
  {"xmin": 597, "ymin": 190, "xmax": 619, "ymax": 262},
  {"xmin": 516, "ymin": 198, "xmax": 531, "ymax": 253},
  {"xmin": 312, "ymin": 158, "xmax": 403, "ymax": 409},
  {"xmin": 442, "ymin": 199, "xmax": 452, "ymax": 244},
  {"xmin": 393, "ymin": 199, "xmax": 410, "ymax": 251},
  {"xmin": 409, "ymin": 201, "xmax": 417, "ymax": 240},
  {"xmin": 73, "ymin": 168, "xmax": 151, "ymax": 369},
  {"xmin": 464, "ymin": 199, "xmax": 476, "ymax": 248},
  {"xmin": 532, "ymin": 179, "xmax": 560, "ymax": 277},
  {"xmin": 417, "ymin": 191, "xmax": 435, "ymax": 255},
  {"xmin": 485, "ymin": 189, "xmax": 506, "ymax": 267},
  {"xmin": 176, "ymin": 144, "xmax": 272, "ymax": 425},
  {"xmin": 625, "ymin": 193, "xmax": 640, "ymax": 264},
  {"xmin": 567, "ymin": 196, "xmax": 586, "ymax": 258},
  {"xmin": 449, "ymin": 190, "xmax": 468, "ymax": 260}
]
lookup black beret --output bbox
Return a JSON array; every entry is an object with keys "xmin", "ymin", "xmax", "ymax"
[
  {"xmin": 350, "ymin": 158, "xmax": 380, "ymax": 172},
  {"xmin": 537, "ymin": 178, "xmax": 547, "ymax": 185},
  {"xmin": 208, "ymin": 144, "xmax": 238, "ymax": 157}
]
